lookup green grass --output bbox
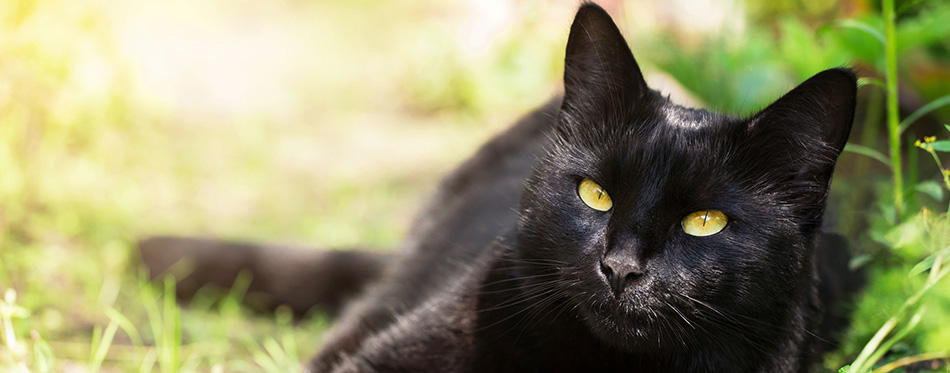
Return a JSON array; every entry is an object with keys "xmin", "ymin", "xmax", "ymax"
[{"xmin": 1, "ymin": 0, "xmax": 949, "ymax": 371}]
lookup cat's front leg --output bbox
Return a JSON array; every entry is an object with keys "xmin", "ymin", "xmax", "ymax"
[{"xmin": 312, "ymin": 288, "xmax": 479, "ymax": 373}]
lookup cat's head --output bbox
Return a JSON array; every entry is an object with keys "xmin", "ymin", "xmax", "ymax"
[{"xmin": 516, "ymin": 3, "xmax": 856, "ymax": 352}]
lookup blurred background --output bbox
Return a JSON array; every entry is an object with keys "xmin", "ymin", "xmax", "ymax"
[{"xmin": 1, "ymin": 0, "xmax": 948, "ymax": 371}]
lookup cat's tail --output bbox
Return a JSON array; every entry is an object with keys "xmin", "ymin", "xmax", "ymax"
[{"xmin": 138, "ymin": 236, "xmax": 395, "ymax": 317}]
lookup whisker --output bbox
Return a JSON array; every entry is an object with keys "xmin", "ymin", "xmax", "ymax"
[
  {"xmin": 479, "ymin": 272, "xmax": 561, "ymax": 288},
  {"xmin": 509, "ymin": 288, "xmax": 568, "ymax": 340},
  {"xmin": 475, "ymin": 287, "xmax": 561, "ymax": 331},
  {"xmin": 498, "ymin": 258, "xmax": 568, "ymax": 265},
  {"xmin": 478, "ymin": 282, "xmax": 563, "ymax": 312},
  {"xmin": 671, "ymin": 293, "xmax": 781, "ymax": 355}
]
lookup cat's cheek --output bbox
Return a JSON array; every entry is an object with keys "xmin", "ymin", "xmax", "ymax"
[{"xmin": 663, "ymin": 235, "xmax": 740, "ymax": 297}]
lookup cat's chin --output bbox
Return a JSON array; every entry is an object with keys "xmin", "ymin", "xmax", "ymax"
[{"xmin": 576, "ymin": 292, "xmax": 682, "ymax": 352}]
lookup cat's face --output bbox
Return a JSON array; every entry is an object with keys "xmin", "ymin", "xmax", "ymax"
[{"xmin": 515, "ymin": 4, "xmax": 856, "ymax": 351}]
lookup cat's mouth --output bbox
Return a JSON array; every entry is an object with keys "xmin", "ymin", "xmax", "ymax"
[
  {"xmin": 582, "ymin": 300, "xmax": 662, "ymax": 349},
  {"xmin": 573, "ymin": 281, "xmax": 687, "ymax": 351}
]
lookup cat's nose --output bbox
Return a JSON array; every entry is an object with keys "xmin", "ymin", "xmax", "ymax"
[{"xmin": 600, "ymin": 256, "xmax": 644, "ymax": 295}]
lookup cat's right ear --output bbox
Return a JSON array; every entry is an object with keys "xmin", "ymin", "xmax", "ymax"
[
  {"xmin": 562, "ymin": 3, "xmax": 647, "ymax": 113},
  {"xmin": 742, "ymin": 68, "xmax": 857, "ymax": 232}
]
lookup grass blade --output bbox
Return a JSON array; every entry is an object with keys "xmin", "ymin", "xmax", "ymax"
[
  {"xmin": 858, "ymin": 77, "xmax": 885, "ymax": 89},
  {"xmin": 89, "ymin": 320, "xmax": 119, "ymax": 372},
  {"xmin": 835, "ymin": 19, "xmax": 885, "ymax": 45},
  {"xmin": 139, "ymin": 348, "xmax": 158, "ymax": 373},
  {"xmin": 844, "ymin": 144, "xmax": 892, "ymax": 168},
  {"xmin": 244, "ymin": 337, "xmax": 281, "ymax": 373},
  {"xmin": 870, "ymin": 351, "xmax": 950, "ymax": 373},
  {"xmin": 31, "ymin": 331, "xmax": 54, "ymax": 373},
  {"xmin": 864, "ymin": 308, "xmax": 925, "ymax": 370},
  {"xmin": 161, "ymin": 276, "xmax": 181, "ymax": 373},
  {"xmin": 106, "ymin": 307, "xmax": 144, "ymax": 349},
  {"xmin": 848, "ymin": 265, "xmax": 950, "ymax": 372},
  {"xmin": 898, "ymin": 94, "xmax": 950, "ymax": 135},
  {"xmin": 262, "ymin": 337, "xmax": 291, "ymax": 371}
]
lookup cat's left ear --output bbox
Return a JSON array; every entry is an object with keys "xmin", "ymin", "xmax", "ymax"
[
  {"xmin": 745, "ymin": 68, "xmax": 857, "ymax": 229},
  {"xmin": 561, "ymin": 4, "xmax": 648, "ymax": 113}
]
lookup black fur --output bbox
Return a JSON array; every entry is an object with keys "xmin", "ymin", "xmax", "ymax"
[
  {"xmin": 139, "ymin": 236, "xmax": 392, "ymax": 317},
  {"xmin": 140, "ymin": 3, "xmax": 862, "ymax": 372}
]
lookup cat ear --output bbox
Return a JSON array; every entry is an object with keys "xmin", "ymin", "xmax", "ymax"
[
  {"xmin": 562, "ymin": 3, "xmax": 647, "ymax": 110},
  {"xmin": 749, "ymin": 68, "xmax": 856, "ymax": 154},
  {"xmin": 745, "ymin": 68, "xmax": 857, "ymax": 230}
]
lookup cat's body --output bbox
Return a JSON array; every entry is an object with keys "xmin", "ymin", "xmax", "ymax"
[{"xmin": 140, "ymin": 3, "xmax": 863, "ymax": 372}]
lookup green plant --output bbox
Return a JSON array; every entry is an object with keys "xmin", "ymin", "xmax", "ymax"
[
  {"xmin": 882, "ymin": 0, "xmax": 905, "ymax": 218},
  {"xmin": 0, "ymin": 289, "xmax": 31, "ymax": 372},
  {"xmin": 840, "ymin": 15, "xmax": 950, "ymax": 367},
  {"xmin": 915, "ymin": 132, "xmax": 950, "ymax": 212},
  {"xmin": 825, "ymin": 0, "xmax": 950, "ymax": 370},
  {"xmin": 840, "ymin": 207, "xmax": 950, "ymax": 372}
]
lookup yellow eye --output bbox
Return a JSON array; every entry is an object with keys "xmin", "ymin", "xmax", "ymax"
[
  {"xmin": 578, "ymin": 178, "xmax": 612, "ymax": 211},
  {"xmin": 682, "ymin": 210, "xmax": 728, "ymax": 236}
]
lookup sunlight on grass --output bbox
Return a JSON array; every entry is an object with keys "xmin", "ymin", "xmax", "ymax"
[{"xmin": 0, "ymin": 0, "xmax": 560, "ymax": 369}]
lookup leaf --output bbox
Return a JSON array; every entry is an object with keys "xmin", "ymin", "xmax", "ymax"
[
  {"xmin": 106, "ymin": 307, "xmax": 143, "ymax": 348},
  {"xmin": 870, "ymin": 229, "xmax": 892, "ymax": 248},
  {"xmin": 909, "ymin": 249, "xmax": 950, "ymax": 277},
  {"xmin": 857, "ymin": 77, "xmax": 885, "ymax": 89},
  {"xmin": 850, "ymin": 254, "xmax": 874, "ymax": 270},
  {"xmin": 9, "ymin": 305, "xmax": 30, "ymax": 318},
  {"xmin": 878, "ymin": 203, "xmax": 899, "ymax": 225},
  {"xmin": 90, "ymin": 320, "xmax": 119, "ymax": 373},
  {"xmin": 884, "ymin": 216, "xmax": 925, "ymax": 253},
  {"xmin": 244, "ymin": 337, "xmax": 281, "ymax": 373},
  {"xmin": 863, "ymin": 307, "xmax": 926, "ymax": 371},
  {"xmin": 896, "ymin": 5, "xmax": 950, "ymax": 53},
  {"xmin": 910, "ymin": 256, "xmax": 935, "ymax": 277},
  {"xmin": 930, "ymin": 140, "xmax": 950, "ymax": 152},
  {"xmin": 138, "ymin": 349, "xmax": 157, "ymax": 373},
  {"xmin": 945, "ymin": 124, "xmax": 950, "ymax": 134},
  {"xmin": 871, "ymin": 352, "xmax": 950, "ymax": 373},
  {"xmin": 897, "ymin": 0, "xmax": 928, "ymax": 15},
  {"xmin": 262, "ymin": 337, "xmax": 289, "ymax": 370},
  {"xmin": 915, "ymin": 180, "xmax": 945, "ymax": 201},
  {"xmin": 844, "ymin": 144, "xmax": 892, "ymax": 168},
  {"xmin": 834, "ymin": 19, "xmax": 885, "ymax": 45},
  {"xmin": 898, "ymin": 94, "xmax": 950, "ymax": 134},
  {"xmin": 32, "ymin": 334, "xmax": 55, "ymax": 373}
]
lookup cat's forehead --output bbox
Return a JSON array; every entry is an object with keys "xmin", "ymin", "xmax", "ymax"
[
  {"xmin": 558, "ymin": 94, "xmax": 737, "ymax": 155},
  {"xmin": 656, "ymin": 102, "xmax": 720, "ymax": 130},
  {"xmin": 610, "ymin": 104, "xmax": 741, "ymax": 176}
]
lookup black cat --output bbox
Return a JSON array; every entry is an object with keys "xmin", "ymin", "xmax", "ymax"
[{"xmin": 140, "ymin": 3, "xmax": 863, "ymax": 372}]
